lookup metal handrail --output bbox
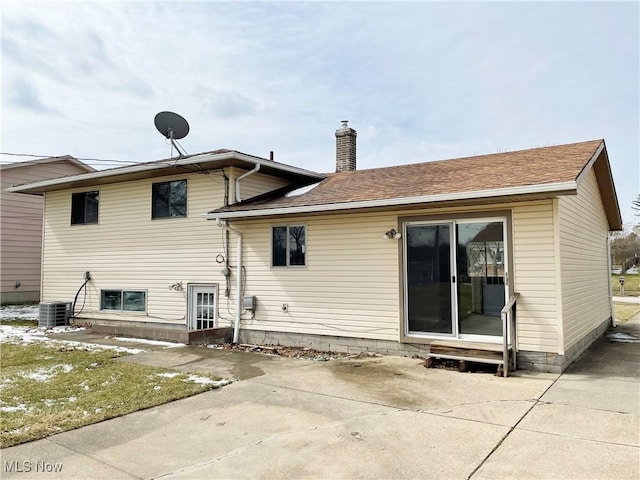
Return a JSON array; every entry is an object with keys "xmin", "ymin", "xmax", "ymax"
[{"xmin": 501, "ymin": 292, "xmax": 520, "ymax": 377}]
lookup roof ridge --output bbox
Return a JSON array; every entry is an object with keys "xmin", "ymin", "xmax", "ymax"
[{"xmin": 322, "ymin": 139, "xmax": 604, "ymax": 176}]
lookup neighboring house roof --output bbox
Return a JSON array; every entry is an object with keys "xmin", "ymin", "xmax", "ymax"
[
  {"xmin": 208, "ymin": 139, "xmax": 622, "ymax": 230},
  {"xmin": 7, "ymin": 150, "xmax": 325, "ymax": 194},
  {"xmin": 1, "ymin": 155, "xmax": 96, "ymax": 173}
]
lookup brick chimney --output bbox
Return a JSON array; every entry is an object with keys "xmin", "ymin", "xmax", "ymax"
[{"xmin": 335, "ymin": 120, "xmax": 357, "ymax": 172}]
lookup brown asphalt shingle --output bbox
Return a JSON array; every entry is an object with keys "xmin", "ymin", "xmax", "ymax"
[{"xmin": 216, "ymin": 139, "xmax": 603, "ymax": 213}]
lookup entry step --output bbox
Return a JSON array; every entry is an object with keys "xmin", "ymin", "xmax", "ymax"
[{"xmin": 427, "ymin": 340, "xmax": 509, "ymax": 365}]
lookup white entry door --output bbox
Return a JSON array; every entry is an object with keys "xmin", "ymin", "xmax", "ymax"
[{"xmin": 188, "ymin": 285, "xmax": 217, "ymax": 330}]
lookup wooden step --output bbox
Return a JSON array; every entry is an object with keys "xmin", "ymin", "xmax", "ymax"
[{"xmin": 428, "ymin": 340, "xmax": 509, "ymax": 365}]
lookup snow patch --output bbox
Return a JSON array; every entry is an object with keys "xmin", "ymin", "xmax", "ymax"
[
  {"xmin": 184, "ymin": 375, "xmax": 231, "ymax": 387},
  {"xmin": 0, "ymin": 324, "xmax": 144, "ymax": 354},
  {"xmin": 113, "ymin": 336, "xmax": 186, "ymax": 348},
  {"xmin": 156, "ymin": 372, "xmax": 180, "ymax": 378},
  {"xmin": 1, "ymin": 403, "xmax": 30, "ymax": 413},
  {"xmin": 23, "ymin": 368, "xmax": 57, "ymax": 382},
  {"xmin": 0, "ymin": 304, "xmax": 39, "ymax": 321}
]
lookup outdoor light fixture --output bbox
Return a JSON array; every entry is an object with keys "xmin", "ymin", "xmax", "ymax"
[
  {"xmin": 383, "ymin": 229, "xmax": 402, "ymax": 240},
  {"xmin": 168, "ymin": 281, "xmax": 183, "ymax": 291}
]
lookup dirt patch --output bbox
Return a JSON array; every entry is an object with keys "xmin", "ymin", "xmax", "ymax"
[{"xmin": 206, "ymin": 343, "xmax": 378, "ymax": 361}]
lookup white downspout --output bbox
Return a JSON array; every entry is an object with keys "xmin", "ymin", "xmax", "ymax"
[
  {"xmin": 216, "ymin": 218, "xmax": 243, "ymax": 343},
  {"xmin": 235, "ymin": 164, "xmax": 260, "ymax": 203}
]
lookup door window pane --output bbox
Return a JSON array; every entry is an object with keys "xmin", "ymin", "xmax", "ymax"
[
  {"xmin": 406, "ymin": 224, "xmax": 452, "ymax": 334},
  {"xmin": 456, "ymin": 221, "xmax": 505, "ymax": 336}
]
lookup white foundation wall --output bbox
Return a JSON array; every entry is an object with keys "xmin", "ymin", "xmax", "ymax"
[{"xmin": 558, "ymin": 169, "xmax": 612, "ymax": 351}]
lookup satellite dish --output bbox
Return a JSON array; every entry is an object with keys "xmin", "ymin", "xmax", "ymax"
[
  {"xmin": 154, "ymin": 111, "xmax": 189, "ymax": 140},
  {"xmin": 154, "ymin": 111, "xmax": 189, "ymax": 157}
]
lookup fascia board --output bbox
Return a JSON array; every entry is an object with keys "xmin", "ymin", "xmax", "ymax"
[
  {"xmin": 8, "ymin": 151, "xmax": 324, "ymax": 194},
  {"xmin": 575, "ymin": 141, "xmax": 605, "ymax": 185},
  {"xmin": 204, "ymin": 181, "xmax": 578, "ymax": 220}
]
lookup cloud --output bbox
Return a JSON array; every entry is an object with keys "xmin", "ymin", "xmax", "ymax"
[
  {"xmin": 193, "ymin": 85, "xmax": 258, "ymax": 118},
  {"xmin": 0, "ymin": 1, "xmax": 638, "ymax": 223},
  {"xmin": 6, "ymin": 80, "xmax": 58, "ymax": 114}
]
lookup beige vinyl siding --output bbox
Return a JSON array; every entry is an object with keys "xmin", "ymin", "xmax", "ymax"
[
  {"xmin": 558, "ymin": 169, "xmax": 611, "ymax": 350},
  {"xmin": 230, "ymin": 167, "xmax": 290, "ymax": 202},
  {"xmin": 41, "ymin": 172, "xmax": 230, "ymax": 326},
  {"xmin": 1, "ymin": 161, "xmax": 90, "ymax": 300},
  {"xmin": 228, "ymin": 200, "xmax": 561, "ymax": 350},
  {"xmin": 231, "ymin": 212, "xmax": 401, "ymax": 341},
  {"xmin": 510, "ymin": 200, "xmax": 559, "ymax": 353}
]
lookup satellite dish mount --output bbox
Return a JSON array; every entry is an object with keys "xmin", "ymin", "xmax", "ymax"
[{"xmin": 154, "ymin": 111, "xmax": 190, "ymax": 158}]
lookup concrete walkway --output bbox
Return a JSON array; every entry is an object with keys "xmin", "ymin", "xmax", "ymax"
[
  {"xmin": 613, "ymin": 295, "xmax": 640, "ymax": 304},
  {"xmin": 3, "ymin": 321, "xmax": 639, "ymax": 480}
]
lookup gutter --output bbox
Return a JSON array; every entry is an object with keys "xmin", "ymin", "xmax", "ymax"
[
  {"xmin": 205, "ymin": 180, "xmax": 579, "ymax": 220},
  {"xmin": 235, "ymin": 163, "xmax": 260, "ymax": 203},
  {"xmin": 215, "ymin": 218, "xmax": 243, "ymax": 343}
]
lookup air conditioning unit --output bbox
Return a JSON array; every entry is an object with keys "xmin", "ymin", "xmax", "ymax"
[{"xmin": 38, "ymin": 302, "xmax": 72, "ymax": 328}]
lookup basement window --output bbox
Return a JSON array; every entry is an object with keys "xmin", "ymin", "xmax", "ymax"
[
  {"xmin": 152, "ymin": 179, "xmax": 187, "ymax": 219},
  {"xmin": 71, "ymin": 191, "xmax": 99, "ymax": 225},
  {"xmin": 101, "ymin": 290, "xmax": 146, "ymax": 312},
  {"xmin": 272, "ymin": 225, "xmax": 306, "ymax": 267}
]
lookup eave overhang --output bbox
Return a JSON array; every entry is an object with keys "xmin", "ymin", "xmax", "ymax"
[
  {"xmin": 7, "ymin": 151, "xmax": 325, "ymax": 195},
  {"xmin": 205, "ymin": 181, "xmax": 579, "ymax": 221}
]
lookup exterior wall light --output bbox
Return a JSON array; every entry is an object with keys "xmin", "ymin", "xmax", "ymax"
[{"xmin": 383, "ymin": 229, "xmax": 402, "ymax": 240}]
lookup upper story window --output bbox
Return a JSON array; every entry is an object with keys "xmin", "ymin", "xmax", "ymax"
[
  {"xmin": 152, "ymin": 180, "xmax": 187, "ymax": 219},
  {"xmin": 272, "ymin": 225, "xmax": 306, "ymax": 267},
  {"xmin": 71, "ymin": 191, "xmax": 99, "ymax": 225}
]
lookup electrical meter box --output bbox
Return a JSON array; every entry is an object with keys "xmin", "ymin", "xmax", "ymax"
[{"xmin": 242, "ymin": 295, "xmax": 257, "ymax": 311}]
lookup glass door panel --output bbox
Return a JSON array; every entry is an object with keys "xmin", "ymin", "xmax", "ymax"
[
  {"xmin": 188, "ymin": 285, "xmax": 217, "ymax": 330},
  {"xmin": 456, "ymin": 221, "xmax": 505, "ymax": 337},
  {"xmin": 405, "ymin": 224, "xmax": 453, "ymax": 335}
]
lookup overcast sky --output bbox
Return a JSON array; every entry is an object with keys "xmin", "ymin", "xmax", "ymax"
[{"xmin": 2, "ymin": 1, "xmax": 638, "ymax": 226}]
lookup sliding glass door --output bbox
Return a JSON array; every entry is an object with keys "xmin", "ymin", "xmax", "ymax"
[
  {"xmin": 405, "ymin": 223, "xmax": 453, "ymax": 334},
  {"xmin": 404, "ymin": 218, "xmax": 507, "ymax": 341}
]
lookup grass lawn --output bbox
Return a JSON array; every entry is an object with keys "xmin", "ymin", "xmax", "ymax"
[
  {"xmin": 611, "ymin": 273, "xmax": 640, "ymax": 297},
  {"xmin": 613, "ymin": 302, "xmax": 640, "ymax": 324},
  {"xmin": 0, "ymin": 340, "xmax": 226, "ymax": 448}
]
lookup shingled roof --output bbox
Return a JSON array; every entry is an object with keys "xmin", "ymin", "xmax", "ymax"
[{"xmin": 209, "ymin": 139, "xmax": 621, "ymax": 229}]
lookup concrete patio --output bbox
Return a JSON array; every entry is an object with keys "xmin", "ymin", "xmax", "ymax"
[{"xmin": 2, "ymin": 316, "xmax": 638, "ymax": 479}]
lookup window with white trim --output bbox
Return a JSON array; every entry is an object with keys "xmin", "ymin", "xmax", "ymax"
[
  {"xmin": 101, "ymin": 290, "xmax": 146, "ymax": 312},
  {"xmin": 272, "ymin": 225, "xmax": 306, "ymax": 267}
]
